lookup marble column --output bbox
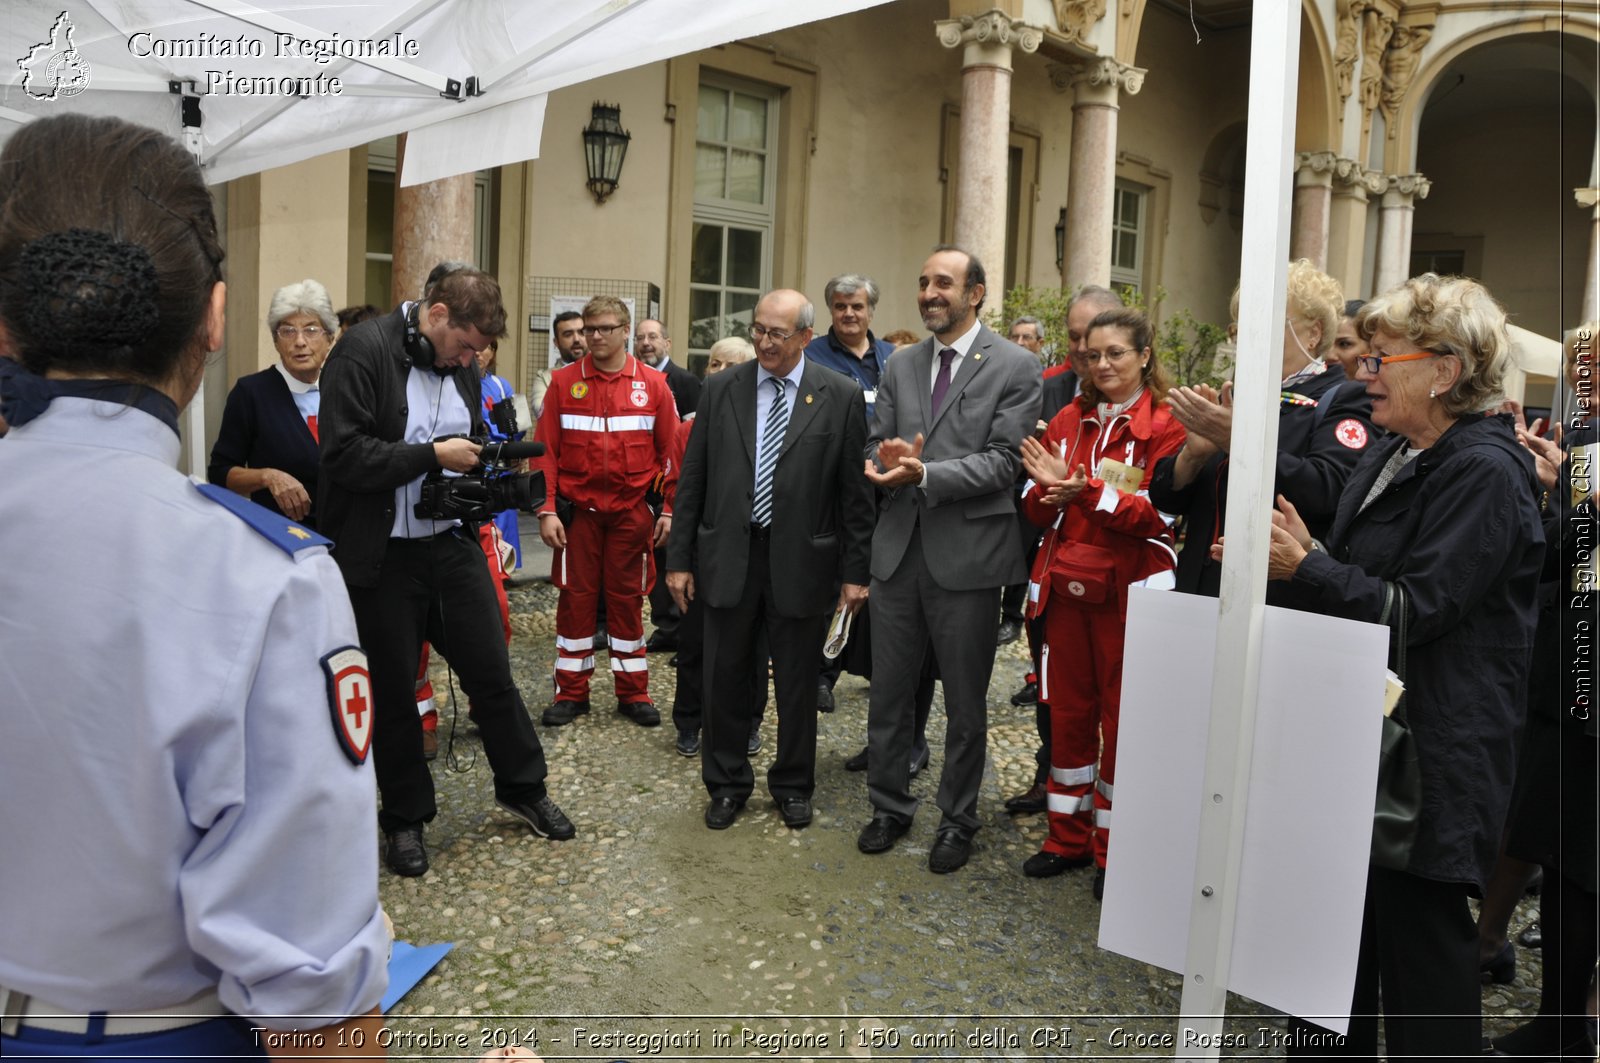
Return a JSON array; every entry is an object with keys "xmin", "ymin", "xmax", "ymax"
[
  {"xmin": 1291, "ymin": 151, "xmax": 1338, "ymax": 269},
  {"xmin": 1577, "ymin": 187, "xmax": 1599, "ymax": 325},
  {"xmin": 935, "ymin": 11, "xmax": 1041, "ymax": 299},
  {"xmin": 391, "ymin": 132, "xmax": 476, "ymax": 306},
  {"xmin": 1326, "ymin": 158, "xmax": 1384, "ymax": 298},
  {"xmin": 1372, "ymin": 172, "xmax": 1430, "ymax": 297},
  {"xmin": 1055, "ymin": 56, "xmax": 1144, "ymax": 289}
]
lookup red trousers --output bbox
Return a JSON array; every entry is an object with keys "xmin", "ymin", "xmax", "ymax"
[
  {"xmin": 1038, "ymin": 592, "xmax": 1127, "ymax": 867},
  {"xmin": 416, "ymin": 523, "xmax": 513, "ymax": 723},
  {"xmin": 552, "ymin": 504, "xmax": 654, "ymax": 704}
]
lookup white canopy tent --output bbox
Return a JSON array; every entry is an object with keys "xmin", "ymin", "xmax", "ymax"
[{"xmin": 2, "ymin": 0, "xmax": 890, "ymax": 187}]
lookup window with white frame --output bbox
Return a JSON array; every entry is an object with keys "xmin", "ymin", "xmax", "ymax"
[
  {"xmin": 1110, "ymin": 179, "xmax": 1148, "ymax": 296},
  {"xmin": 688, "ymin": 77, "xmax": 777, "ymax": 366}
]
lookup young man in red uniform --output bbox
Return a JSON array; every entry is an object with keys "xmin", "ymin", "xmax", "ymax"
[{"xmin": 535, "ymin": 295, "xmax": 679, "ymax": 726}]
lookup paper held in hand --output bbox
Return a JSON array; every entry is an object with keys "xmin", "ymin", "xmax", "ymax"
[
  {"xmin": 823, "ymin": 606, "xmax": 855, "ymax": 660},
  {"xmin": 1098, "ymin": 457, "xmax": 1145, "ymax": 494}
]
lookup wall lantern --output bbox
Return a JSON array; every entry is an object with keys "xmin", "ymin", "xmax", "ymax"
[
  {"xmin": 1054, "ymin": 207, "xmax": 1067, "ymax": 271},
  {"xmin": 582, "ymin": 102, "xmax": 631, "ymax": 204}
]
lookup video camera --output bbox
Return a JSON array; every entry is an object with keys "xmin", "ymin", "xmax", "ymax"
[{"xmin": 415, "ymin": 435, "xmax": 546, "ymax": 523}]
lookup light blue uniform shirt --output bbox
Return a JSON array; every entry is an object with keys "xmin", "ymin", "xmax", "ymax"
[{"xmin": 0, "ymin": 398, "xmax": 388, "ymax": 1025}]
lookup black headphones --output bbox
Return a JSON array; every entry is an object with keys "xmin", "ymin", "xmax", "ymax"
[{"xmin": 404, "ymin": 302, "xmax": 437, "ymax": 369}]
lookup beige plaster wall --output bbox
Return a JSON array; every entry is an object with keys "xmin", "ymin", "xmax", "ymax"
[
  {"xmin": 1120, "ymin": 6, "xmax": 1251, "ymax": 328},
  {"xmin": 1414, "ymin": 102, "xmax": 1595, "ymax": 338}
]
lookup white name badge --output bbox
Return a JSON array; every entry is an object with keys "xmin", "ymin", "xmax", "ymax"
[{"xmin": 863, "ymin": 389, "xmax": 877, "ymax": 405}]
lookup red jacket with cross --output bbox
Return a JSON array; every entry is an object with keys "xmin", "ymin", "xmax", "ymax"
[{"xmin": 534, "ymin": 353, "xmax": 680, "ymax": 517}]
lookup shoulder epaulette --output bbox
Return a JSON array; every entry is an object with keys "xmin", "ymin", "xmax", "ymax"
[{"xmin": 194, "ymin": 481, "xmax": 332, "ymax": 558}]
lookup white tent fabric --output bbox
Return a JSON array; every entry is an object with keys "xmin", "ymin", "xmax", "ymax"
[{"xmin": 2, "ymin": 0, "xmax": 889, "ymax": 187}]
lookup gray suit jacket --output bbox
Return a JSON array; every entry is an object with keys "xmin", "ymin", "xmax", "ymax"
[
  {"xmin": 867, "ymin": 323, "xmax": 1042, "ymax": 590},
  {"xmin": 667, "ymin": 358, "xmax": 874, "ymax": 618}
]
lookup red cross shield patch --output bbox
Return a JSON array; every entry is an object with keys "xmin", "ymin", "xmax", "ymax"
[
  {"xmin": 321, "ymin": 646, "xmax": 373, "ymax": 765},
  {"xmin": 1334, "ymin": 418, "xmax": 1370, "ymax": 449},
  {"xmin": 629, "ymin": 389, "xmax": 649, "ymax": 408}
]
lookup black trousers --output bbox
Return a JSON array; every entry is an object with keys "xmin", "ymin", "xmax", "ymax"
[
  {"xmin": 348, "ymin": 530, "xmax": 549, "ymax": 834},
  {"xmin": 672, "ymin": 583, "xmax": 767, "ymax": 733},
  {"xmin": 1288, "ymin": 865, "xmax": 1479, "ymax": 1060},
  {"xmin": 701, "ymin": 533, "xmax": 827, "ymax": 803}
]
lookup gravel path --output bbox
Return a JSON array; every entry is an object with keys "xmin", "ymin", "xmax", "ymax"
[{"xmin": 377, "ymin": 576, "xmax": 1546, "ymax": 1060}]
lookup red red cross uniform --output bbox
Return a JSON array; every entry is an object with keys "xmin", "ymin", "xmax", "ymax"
[
  {"xmin": 535, "ymin": 354, "xmax": 679, "ymax": 704},
  {"xmin": 1021, "ymin": 391, "xmax": 1186, "ymax": 868}
]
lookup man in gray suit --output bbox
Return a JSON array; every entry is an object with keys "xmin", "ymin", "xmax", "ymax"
[
  {"xmin": 666, "ymin": 289, "xmax": 874, "ymax": 832},
  {"xmin": 856, "ymin": 245, "xmax": 1043, "ymax": 873}
]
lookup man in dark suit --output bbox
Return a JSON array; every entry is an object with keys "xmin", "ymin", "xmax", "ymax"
[
  {"xmin": 666, "ymin": 289, "xmax": 873, "ymax": 831},
  {"xmin": 637, "ymin": 317, "xmax": 699, "ymax": 654},
  {"xmin": 856, "ymin": 245, "xmax": 1042, "ymax": 873}
]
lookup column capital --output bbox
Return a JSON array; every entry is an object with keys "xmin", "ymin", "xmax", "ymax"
[
  {"xmin": 1379, "ymin": 171, "xmax": 1431, "ymax": 206},
  {"xmin": 936, "ymin": 10, "xmax": 1043, "ymax": 71},
  {"xmin": 1327, "ymin": 156, "xmax": 1385, "ymax": 196},
  {"xmin": 1575, "ymin": 187, "xmax": 1600, "ymax": 209},
  {"xmin": 1293, "ymin": 150, "xmax": 1340, "ymax": 187},
  {"xmin": 1048, "ymin": 55, "xmax": 1144, "ymax": 98}
]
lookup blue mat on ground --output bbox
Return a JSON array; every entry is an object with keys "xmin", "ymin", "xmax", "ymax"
[{"xmin": 382, "ymin": 941, "xmax": 454, "ymax": 1013}]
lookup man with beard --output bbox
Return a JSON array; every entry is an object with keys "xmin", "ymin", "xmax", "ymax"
[{"xmin": 855, "ymin": 245, "xmax": 1042, "ymax": 874}]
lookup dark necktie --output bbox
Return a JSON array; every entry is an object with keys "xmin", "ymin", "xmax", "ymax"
[
  {"xmin": 931, "ymin": 347, "xmax": 957, "ymax": 418},
  {"xmin": 752, "ymin": 376, "xmax": 787, "ymax": 527}
]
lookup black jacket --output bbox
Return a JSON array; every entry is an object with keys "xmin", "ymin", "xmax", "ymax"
[
  {"xmin": 654, "ymin": 356, "xmax": 701, "ymax": 418},
  {"xmin": 316, "ymin": 308, "xmax": 484, "ymax": 587},
  {"xmin": 1284, "ymin": 412, "xmax": 1545, "ymax": 890},
  {"xmin": 1149, "ymin": 366, "xmax": 1375, "ymax": 598},
  {"xmin": 207, "ymin": 366, "xmax": 323, "ymax": 527}
]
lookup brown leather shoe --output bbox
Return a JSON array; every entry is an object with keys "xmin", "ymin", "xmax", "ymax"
[{"xmin": 1004, "ymin": 782, "xmax": 1047, "ymax": 814}]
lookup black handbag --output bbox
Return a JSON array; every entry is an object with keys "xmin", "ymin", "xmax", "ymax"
[{"xmin": 1370, "ymin": 580, "xmax": 1422, "ymax": 870}]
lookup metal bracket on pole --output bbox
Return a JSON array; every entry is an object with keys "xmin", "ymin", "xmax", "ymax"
[{"xmin": 1174, "ymin": 4, "xmax": 1303, "ymax": 1059}]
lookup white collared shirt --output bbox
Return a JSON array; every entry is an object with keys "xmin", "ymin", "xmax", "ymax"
[
  {"xmin": 751, "ymin": 357, "xmax": 807, "ymax": 497},
  {"xmin": 927, "ymin": 317, "xmax": 983, "ymax": 392},
  {"xmin": 273, "ymin": 362, "xmax": 321, "ymax": 424}
]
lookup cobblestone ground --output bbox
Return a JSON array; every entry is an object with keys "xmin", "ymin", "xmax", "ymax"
[{"xmin": 379, "ymin": 576, "xmax": 1545, "ymax": 1061}]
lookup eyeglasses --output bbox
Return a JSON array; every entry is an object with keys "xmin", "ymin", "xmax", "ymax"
[
  {"xmin": 749, "ymin": 323, "xmax": 798, "ymax": 344},
  {"xmin": 1080, "ymin": 346, "xmax": 1140, "ymax": 366},
  {"xmin": 1356, "ymin": 350, "xmax": 1438, "ymax": 375},
  {"xmin": 275, "ymin": 325, "xmax": 328, "ymax": 341},
  {"xmin": 580, "ymin": 323, "xmax": 623, "ymax": 337}
]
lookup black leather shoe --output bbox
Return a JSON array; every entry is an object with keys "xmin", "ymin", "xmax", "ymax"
[
  {"xmin": 384, "ymin": 828, "xmax": 428, "ymax": 877},
  {"xmin": 705, "ymin": 796, "xmax": 742, "ymax": 830},
  {"xmin": 997, "ymin": 618, "xmax": 1022, "ymax": 645},
  {"xmin": 1010, "ymin": 679, "xmax": 1038, "ymax": 706},
  {"xmin": 675, "ymin": 728, "xmax": 700, "ymax": 757},
  {"xmin": 618, "ymin": 701, "xmax": 661, "ymax": 727},
  {"xmin": 1022, "ymin": 849, "xmax": 1092, "ymax": 877},
  {"xmin": 1004, "ymin": 782, "xmax": 1048, "ymax": 814},
  {"xmin": 645, "ymin": 630, "xmax": 678, "ymax": 652},
  {"xmin": 747, "ymin": 720, "xmax": 763, "ymax": 755},
  {"xmin": 909, "ymin": 745, "xmax": 930, "ymax": 777},
  {"xmin": 497, "ymin": 796, "xmax": 576, "ymax": 840},
  {"xmin": 816, "ymin": 681, "xmax": 835, "ymax": 713},
  {"xmin": 1516, "ymin": 921, "xmax": 1542, "ymax": 949},
  {"xmin": 843, "ymin": 746, "xmax": 869, "ymax": 772},
  {"xmin": 928, "ymin": 827, "xmax": 973, "ymax": 874},
  {"xmin": 777, "ymin": 796, "xmax": 812, "ymax": 829},
  {"xmin": 857, "ymin": 813, "xmax": 909, "ymax": 853},
  {"xmin": 541, "ymin": 699, "xmax": 590, "ymax": 726}
]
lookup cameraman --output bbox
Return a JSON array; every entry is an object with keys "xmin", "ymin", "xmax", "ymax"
[{"xmin": 319, "ymin": 268, "xmax": 574, "ymax": 878}]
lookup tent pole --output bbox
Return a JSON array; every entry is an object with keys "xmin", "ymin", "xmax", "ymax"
[{"xmin": 1175, "ymin": 3, "xmax": 1302, "ymax": 1059}]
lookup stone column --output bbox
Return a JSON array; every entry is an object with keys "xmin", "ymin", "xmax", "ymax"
[
  {"xmin": 1055, "ymin": 56, "xmax": 1144, "ymax": 289},
  {"xmin": 1577, "ymin": 187, "xmax": 1599, "ymax": 325},
  {"xmin": 1325, "ymin": 158, "xmax": 1384, "ymax": 298},
  {"xmin": 1371, "ymin": 172, "xmax": 1431, "ymax": 296},
  {"xmin": 935, "ymin": 11, "xmax": 1041, "ymax": 299},
  {"xmin": 1291, "ymin": 152, "xmax": 1338, "ymax": 269},
  {"xmin": 391, "ymin": 133, "xmax": 476, "ymax": 306}
]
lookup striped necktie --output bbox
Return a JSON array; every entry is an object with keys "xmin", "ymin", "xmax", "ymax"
[{"xmin": 752, "ymin": 376, "xmax": 787, "ymax": 527}]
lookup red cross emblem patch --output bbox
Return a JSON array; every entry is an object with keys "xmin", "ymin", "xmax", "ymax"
[
  {"xmin": 1334, "ymin": 418, "xmax": 1369, "ymax": 450},
  {"xmin": 629, "ymin": 389, "xmax": 649, "ymax": 408},
  {"xmin": 321, "ymin": 646, "xmax": 373, "ymax": 765}
]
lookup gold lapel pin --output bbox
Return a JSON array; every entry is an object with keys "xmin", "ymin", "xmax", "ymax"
[
  {"xmin": 804, "ymin": 394, "xmax": 814, "ymax": 404},
  {"xmin": 973, "ymin": 354, "xmax": 982, "ymax": 361}
]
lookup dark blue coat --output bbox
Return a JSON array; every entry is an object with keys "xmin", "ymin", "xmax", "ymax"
[
  {"xmin": 207, "ymin": 366, "xmax": 321, "ymax": 527},
  {"xmin": 1284, "ymin": 412, "xmax": 1545, "ymax": 890}
]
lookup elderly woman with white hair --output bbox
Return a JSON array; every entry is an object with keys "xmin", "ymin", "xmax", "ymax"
[
  {"xmin": 1223, "ymin": 274, "xmax": 1546, "ymax": 1059},
  {"xmin": 207, "ymin": 278, "xmax": 337, "ymax": 527}
]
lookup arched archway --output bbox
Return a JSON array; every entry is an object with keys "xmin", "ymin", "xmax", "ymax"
[{"xmin": 1401, "ymin": 25, "xmax": 1598, "ymax": 340}]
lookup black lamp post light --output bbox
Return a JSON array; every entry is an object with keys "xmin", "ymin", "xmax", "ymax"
[{"xmin": 582, "ymin": 102, "xmax": 631, "ymax": 204}]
